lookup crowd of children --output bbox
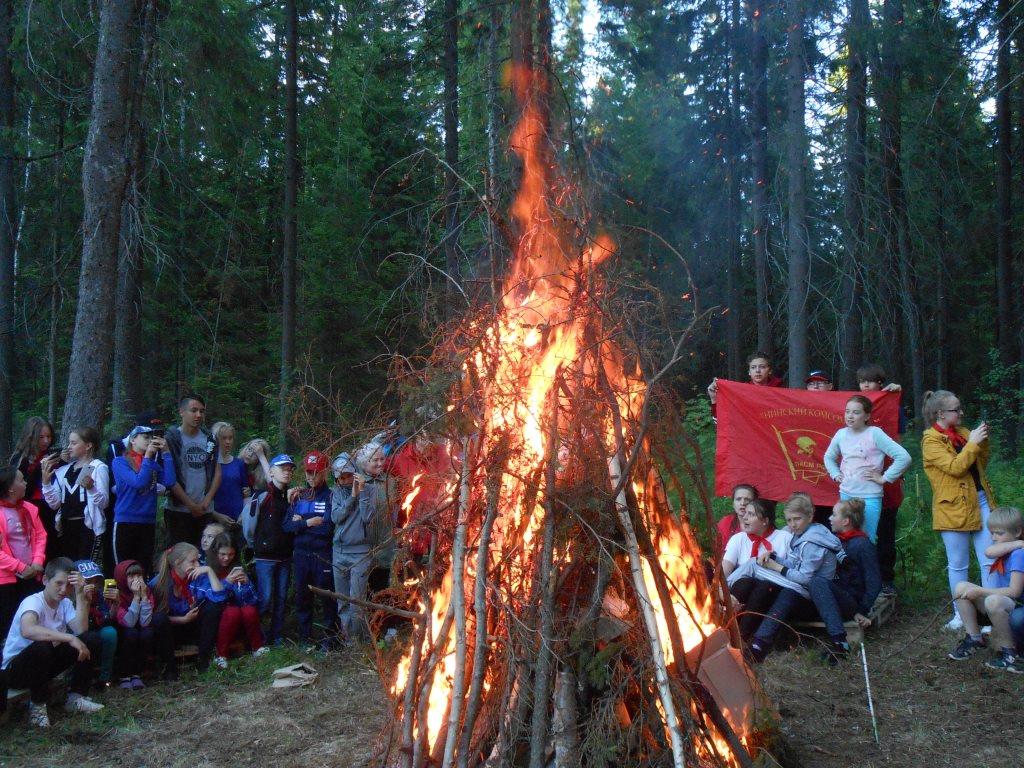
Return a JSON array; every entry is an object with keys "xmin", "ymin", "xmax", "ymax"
[
  {"xmin": 0, "ymin": 393, "xmax": 452, "ymax": 727},
  {"xmin": 2, "ymin": 356, "xmax": 1021, "ymax": 730},
  {"xmin": 711, "ymin": 355, "xmax": 1024, "ymax": 673}
]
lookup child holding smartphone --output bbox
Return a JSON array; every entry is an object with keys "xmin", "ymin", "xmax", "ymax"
[
  {"xmin": 42, "ymin": 427, "xmax": 110, "ymax": 562},
  {"xmin": 200, "ymin": 532, "xmax": 266, "ymax": 667}
]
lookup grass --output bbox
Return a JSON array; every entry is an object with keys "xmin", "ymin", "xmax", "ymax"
[{"xmin": 0, "ymin": 643, "xmax": 388, "ymax": 768}]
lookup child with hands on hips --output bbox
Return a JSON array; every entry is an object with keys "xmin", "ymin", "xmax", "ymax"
[
  {"xmin": 823, "ymin": 395, "xmax": 911, "ymax": 542},
  {"xmin": 947, "ymin": 506, "xmax": 1024, "ymax": 672}
]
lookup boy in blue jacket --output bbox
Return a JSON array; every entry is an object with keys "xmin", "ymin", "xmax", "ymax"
[{"xmin": 284, "ymin": 452, "xmax": 337, "ymax": 650}]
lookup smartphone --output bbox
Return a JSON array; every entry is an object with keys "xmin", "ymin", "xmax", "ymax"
[
  {"xmin": 103, "ymin": 578, "xmax": 117, "ymax": 592},
  {"xmin": 152, "ymin": 427, "xmax": 166, "ymax": 439}
]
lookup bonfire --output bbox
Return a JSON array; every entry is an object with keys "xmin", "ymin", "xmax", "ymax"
[{"xmin": 385, "ymin": 66, "xmax": 764, "ymax": 768}]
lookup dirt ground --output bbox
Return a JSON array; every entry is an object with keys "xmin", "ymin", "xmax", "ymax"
[
  {"xmin": 1, "ymin": 602, "xmax": 1017, "ymax": 767},
  {"xmin": 0, "ymin": 645, "xmax": 390, "ymax": 768},
  {"xmin": 759, "ymin": 601, "xmax": 1020, "ymax": 768}
]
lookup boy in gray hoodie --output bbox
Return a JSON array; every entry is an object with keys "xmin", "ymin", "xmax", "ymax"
[
  {"xmin": 746, "ymin": 493, "xmax": 848, "ymax": 662},
  {"xmin": 330, "ymin": 452, "xmax": 376, "ymax": 642}
]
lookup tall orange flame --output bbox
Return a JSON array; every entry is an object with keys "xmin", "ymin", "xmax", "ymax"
[{"xmin": 391, "ymin": 65, "xmax": 755, "ymax": 768}]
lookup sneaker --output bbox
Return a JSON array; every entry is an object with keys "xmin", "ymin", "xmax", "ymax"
[
  {"xmin": 64, "ymin": 693, "xmax": 104, "ymax": 714},
  {"xmin": 119, "ymin": 677, "xmax": 134, "ymax": 690},
  {"xmin": 942, "ymin": 616, "xmax": 964, "ymax": 633},
  {"xmin": 880, "ymin": 582, "xmax": 897, "ymax": 596},
  {"xmin": 214, "ymin": 656, "xmax": 229, "ymax": 670},
  {"xmin": 28, "ymin": 702, "xmax": 50, "ymax": 728},
  {"xmin": 747, "ymin": 640, "xmax": 770, "ymax": 664},
  {"xmin": 821, "ymin": 640, "xmax": 850, "ymax": 667},
  {"xmin": 252, "ymin": 646, "xmax": 270, "ymax": 659},
  {"xmin": 948, "ymin": 635, "xmax": 987, "ymax": 661},
  {"xmin": 985, "ymin": 649, "xmax": 1024, "ymax": 673},
  {"xmin": 130, "ymin": 676, "xmax": 145, "ymax": 690}
]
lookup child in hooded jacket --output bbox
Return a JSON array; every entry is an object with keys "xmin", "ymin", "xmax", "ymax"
[
  {"xmin": 746, "ymin": 493, "xmax": 847, "ymax": 662},
  {"xmin": 331, "ymin": 452, "xmax": 378, "ymax": 643}
]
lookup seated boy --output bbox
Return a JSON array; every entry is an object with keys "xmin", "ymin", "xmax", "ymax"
[
  {"xmin": 948, "ymin": 506, "xmax": 1024, "ymax": 671},
  {"xmin": 744, "ymin": 493, "xmax": 847, "ymax": 662},
  {"xmin": 2, "ymin": 557, "xmax": 104, "ymax": 727}
]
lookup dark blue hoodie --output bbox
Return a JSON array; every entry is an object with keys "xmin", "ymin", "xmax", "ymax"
[
  {"xmin": 283, "ymin": 485, "xmax": 333, "ymax": 554},
  {"xmin": 834, "ymin": 534, "xmax": 882, "ymax": 615}
]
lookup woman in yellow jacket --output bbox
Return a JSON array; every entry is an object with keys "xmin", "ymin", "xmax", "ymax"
[{"xmin": 921, "ymin": 390, "xmax": 995, "ymax": 632}]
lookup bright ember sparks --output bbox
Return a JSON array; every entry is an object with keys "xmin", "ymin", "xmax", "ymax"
[{"xmin": 390, "ymin": 65, "xmax": 755, "ymax": 767}]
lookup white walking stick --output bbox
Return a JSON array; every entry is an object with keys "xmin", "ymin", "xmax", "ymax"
[{"xmin": 860, "ymin": 642, "xmax": 880, "ymax": 745}]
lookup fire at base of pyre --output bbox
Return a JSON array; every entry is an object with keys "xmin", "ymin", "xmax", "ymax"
[{"xmin": 376, "ymin": 66, "xmax": 770, "ymax": 768}]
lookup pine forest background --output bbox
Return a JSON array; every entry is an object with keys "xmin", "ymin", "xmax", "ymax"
[{"xmin": 1, "ymin": 0, "xmax": 1023, "ymax": 463}]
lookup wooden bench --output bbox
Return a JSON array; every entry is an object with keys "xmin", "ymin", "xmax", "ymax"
[{"xmin": 793, "ymin": 592, "xmax": 896, "ymax": 647}]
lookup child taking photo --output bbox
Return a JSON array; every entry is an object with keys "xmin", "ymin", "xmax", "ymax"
[{"xmin": 823, "ymin": 395, "xmax": 911, "ymax": 542}]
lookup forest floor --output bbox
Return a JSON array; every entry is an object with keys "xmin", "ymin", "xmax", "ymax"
[{"xmin": 0, "ymin": 600, "xmax": 1017, "ymax": 768}]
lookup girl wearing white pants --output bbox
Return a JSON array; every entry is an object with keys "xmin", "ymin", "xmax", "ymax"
[{"xmin": 921, "ymin": 390, "xmax": 996, "ymax": 631}]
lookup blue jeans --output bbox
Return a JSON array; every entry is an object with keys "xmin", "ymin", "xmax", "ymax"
[
  {"xmin": 293, "ymin": 550, "xmax": 337, "ymax": 642},
  {"xmin": 840, "ymin": 492, "xmax": 883, "ymax": 542},
  {"xmin": 333, "ymin": 550, "xmax": 373, "ymax": 641},
  {"xmin": 753, "ymin": 578, "xmax": 847, "ymax": 647},
  {"xmin": 1009, "ymin": 606, "xmax": 1024, "ymax": 653},
  {"xmin": 255, "ymin": 558, "xmax": 291, "ymax": 644}
]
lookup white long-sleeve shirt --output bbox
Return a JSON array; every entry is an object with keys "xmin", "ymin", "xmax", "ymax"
[{"xmin": 823, "ymin": 426, "xmax": 911, "ymax": 499}]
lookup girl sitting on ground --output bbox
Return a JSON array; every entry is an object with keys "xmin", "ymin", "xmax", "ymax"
[
  {"xmin": 827, "ymin": 499, "xmax": 883, "ymax": 632},
  {"xmin": 745, "ymin": 493, "xmax": 847, "ymax": 662},
  {"xmin": 823, "ymin": 395, "xmax": 911, "ymax": 542},
  {"xmin": 113, "ymin": 559, "xmax": 173, "ymax": 689},
  {"xmin": 200, "ymin": 532, "xmax": 266, "ymax": 668},
  {"xmin": 724, "ymin": 499, "xmax": 792, "ymax": 641},
  {"xmin": 150, "ymin": 542, "xmax": 226, "ymax": 674}
]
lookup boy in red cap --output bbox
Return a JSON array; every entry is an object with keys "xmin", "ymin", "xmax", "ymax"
[{"xmin": 283, "ymin": 451, "xmax": 337, "ymax": 649}]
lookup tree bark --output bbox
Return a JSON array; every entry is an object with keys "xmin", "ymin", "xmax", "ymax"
[
  {"xmin": 280, "ymin": 0, "xmax": 298, "ymax": 449},
  {"xmin": 839, "ymin": 0, "xmax": 869, "ymax": 389},
  {"xmin": 113, "ymin": 0, "xmax": 158, "ymax": 426},
  {"xmin": 442, "ymin": 0, "xmax": 460, "ymax": 312},
  {"xmin": 62, "ymin": 0, "xmax": 139, "ymax": 440},
  {"xmin": 747, "ymin": 0, "xmax": 772, "ymax": 359},
  {"xmin": 48, "ymin": 99, "xmax": 67, "ymax": 424},
  {"xmin": 725, "ymin": 0, "xmax": 742, "ymax": 380},
  {"xmin": 785, "ymin": 0, "xmax": 809, "ymax": 386},
  {"xmin": 485, "ymin": 1, "xmax": 501, "ymax": 299},
  {"xmin": 995, "ymin": 0, "xmax": 1017, "ymax": 450},
  {"xmin": 0, "ymin": 0, "xmax": 16, "ymax": 456},
  {"xmin": 877, "ymin": 0, "xmax": 923, "ymax": 419}
]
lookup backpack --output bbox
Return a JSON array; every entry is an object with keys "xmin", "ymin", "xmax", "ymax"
[{"xmin": 241, "ymin": 491, "xmax": 267, "ymax": 548}]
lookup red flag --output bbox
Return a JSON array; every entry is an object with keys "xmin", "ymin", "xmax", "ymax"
[{"xmin": 714, "ymin": 381, "xmax": 900, "ymax": 506}]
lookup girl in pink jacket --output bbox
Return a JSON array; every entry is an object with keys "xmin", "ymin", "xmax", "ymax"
[{"xmin": 0, "ymin": 466, "xmax": 47, "ymax": 640}]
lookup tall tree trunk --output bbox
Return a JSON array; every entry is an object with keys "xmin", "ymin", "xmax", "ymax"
[
  {"xmin": 839, "ymin": 0, "xmax": 869, "ymax": 389},
  {"xmin": 280, "ymin": 0, "xmax": 298, "ymax": 449},
  {"xmin": 113, "ymin": 0, "xmax": 158, "ymax": 426},
  {"xmin": 511, "ymin": 0, "xmax": 533, "ymax": 71},
  {"xmin": 935, "ymin": 182, "xmax": 948, "ymax": 388},
  {"xmin": 0, "ymin": 0, "xmax": 16, "ymax": 456},
  {"xmin": 785, "ymin": 0, "xmax": 809, "ymax": 386},
  {"xmin": 62, "ymin": 0, "xmax": 139, "ymax": 440},
  {"xmin": 48, "ymin": 100, "xmax": 67, "ymax": 424},
  {"xmin": 442, "ymin": 0, "xmax": 460, "ymax": 311},
  {"xmin": 747, "ymin": 0, "xmax": 772, "ymax": 358},
  {"xmin": 725, "ymin": 0, "xmax": 742, "ymax": 381},
  {"xmin": 485, "ymin": 1, "xmax": 501, "ymax": 298},
  {"xmin": 877, "ymin": 0, "xmax": 923, "ymax": 419},
  {"xmin": 995, "ymin": 0, "xmax": 1017, "ymax": 450}
]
